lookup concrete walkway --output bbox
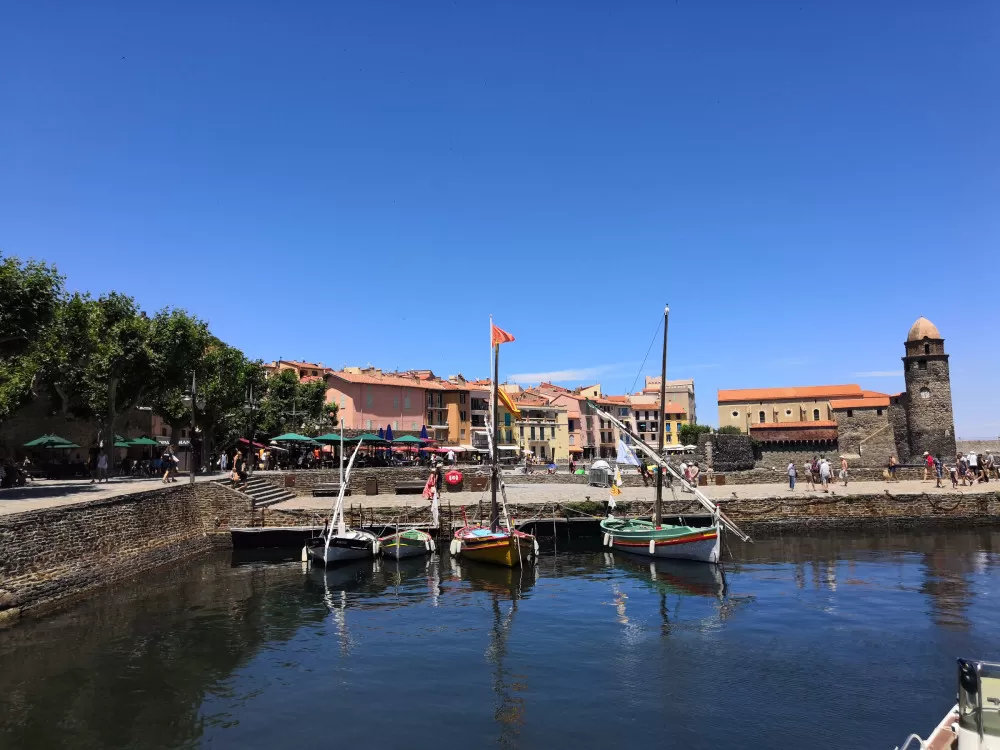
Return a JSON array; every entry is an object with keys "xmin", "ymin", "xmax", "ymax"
[
  {"xmin": 0, "ymin": 474, "xmax": 223, "ymax": 516},
  {"xmin": 269, "ymin": 476, "xmax": 995, "ymax": 511}
]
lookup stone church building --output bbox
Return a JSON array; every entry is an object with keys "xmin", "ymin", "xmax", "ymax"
[{"xmin": 717, "ymin": 317, "xmax": 957, "ymax": 466}]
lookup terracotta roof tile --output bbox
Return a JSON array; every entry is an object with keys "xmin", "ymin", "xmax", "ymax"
[
  {"xmin": 830, "ymin": 397, "xmax": 890, "ymax": 409},
  {"xmin": 749, "ymin": 420, "xmax": 838, "ymax": 429},
  {"xmin": 718, "ymin": 385, "xmax": 863, "ymax": 403}
]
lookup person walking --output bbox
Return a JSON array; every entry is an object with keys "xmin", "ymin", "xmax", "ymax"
[
  {"xmin": 422, "ymin": 462, "xmax": 441, "ymax": 527},
  {"xmin": 934, "ymin": 454, "xmax": 944, "ymax": 488},
  {"xmin": 96, "ymin": 451, "xmax": 109, "ymax": 483},
  {"xmin": 220, "ymin": 451, "xmax": 228, "ymax": 472},
  {"xmin": 957, "ymin": 453, "xmax": 969, "ymax": 486},
  {"xmin": 888, "ymin": 455, "xmax": 898, "ymax": 482},
  {"xmin": 968, "ymin": 451, "xmax": 979, "ymax": 481},
  {"xmin": 839, "ymin": 455, "xmax": 849, "ymax": 487},
  {"xmin": 983, "ymin": 452, "xmax": 994, "ymax": 483},
  {"xmin": 948, "ymin": 460, "xmax": 959, "ymax": 489},
  {"xmin": 787, "ymin": 461, "xmax": 797, "ymax": 490},
  {"xmin": 804, "ymin": 459, "xmax": 815, "ymax": 490},
  {"xmin": 819, "ymin": 456, "xmax": 831, "ymax": 493},
  {"xmin": 923, "ymin": 452, "xmax": 933, "ymax": 481}
]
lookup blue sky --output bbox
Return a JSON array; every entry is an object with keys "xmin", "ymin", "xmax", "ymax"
[{"xmin": 2, "ymin": 1, "xmax": 997, "ymax": 434}]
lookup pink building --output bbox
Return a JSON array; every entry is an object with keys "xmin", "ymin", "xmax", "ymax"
[{"xmin": 324, "ymin": 368, "xmax": 429, "ymax": 433}]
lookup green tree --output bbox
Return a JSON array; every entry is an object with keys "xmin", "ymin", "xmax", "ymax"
[
  {"xmin": 678, "ymin": 422, "xmax": 713, "ymax": 446},
  {"xmin": 147, "ymin": 308, "xmax": 212, "ymax": 443},
  {"xmin": 0, "ymin": 254, "xmax": 65, "ymax": 422},
  {"xmin": 196, "ymin": 343, "xmax": 264, "ymax": 454},
  {"xmin": 716, "ymin": 425, "xmax": 743, "ymax": 435},
  {"xmin": 257, "ymin": 369, "xmax": 335, "ymax": 437}
]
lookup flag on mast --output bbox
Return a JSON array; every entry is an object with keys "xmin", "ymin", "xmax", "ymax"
[
  {"xmin": 491, "ymin": 323, "xmax": 515, "ymax": 346},
  {"xmin": 497, "ymin": 386, "xmax": 521, "ymax": 420}
]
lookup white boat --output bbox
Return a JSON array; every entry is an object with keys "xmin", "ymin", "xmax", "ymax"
[
  {"xmin": 305, "ymin": 440, "xmax": 378, "ymax": 566},
  {"xmin": 894, "ymin": 658, "xmax": 1000, "ymax": 749}
]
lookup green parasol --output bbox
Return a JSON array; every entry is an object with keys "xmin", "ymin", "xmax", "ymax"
[
  {"xmin": 128, "ymin": 436, "xmax": 161, "ymax": 446},
  {"xmin": 392, "ymin": 435, "xmax": 424, "ymax": 444},
  {"xmin": 23, "ymin": 433, "xmax": 75, "ymax": 448},
  {"xmin": 270, "ymin": 433, "xmax": 320, "ymax": 444}
]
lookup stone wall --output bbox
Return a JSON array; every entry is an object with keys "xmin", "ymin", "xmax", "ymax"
[
  {"xmin": 0, "ymin": 482, "xmax": 252, "ymax": 622},
  {"xmin": 903, "ymin": 352, "xmax": 957, "ymax": 460},
  {"xmin": 259, "ymin": 466, "xmax": 493, "ymax": 496},
  {"xmin": 834, "ymin": 407, "xmax": 896, "ymax": 466},
  {"xmin": 889, "ymin": 400, "xmax": 911, "ymax": 463},
  {"xmin": 957, "ymin": 440, "xmax": 1000, "ymax": 456}
]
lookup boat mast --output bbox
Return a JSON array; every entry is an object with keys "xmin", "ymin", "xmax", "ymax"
[
  {"xmin": 490, "ymin": 316, "xmax": 500, "ymax": 531},
  {"xmin": 654, "ymin": 304, "xmax": 669, "ymax": 528}
]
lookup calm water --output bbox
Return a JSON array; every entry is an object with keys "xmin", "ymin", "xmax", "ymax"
[{"xmin": 2, "ymin": 529, "xmax": 999, "ymax": 749}]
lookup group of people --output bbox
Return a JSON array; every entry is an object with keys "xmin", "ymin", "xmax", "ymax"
[
  {"xmin": 787, "ymin": 455, "xmax": 849, "ymax": 492},
  {"xmin": 921, "ymin": 450, "xmax": 996, "ymax": 489}
]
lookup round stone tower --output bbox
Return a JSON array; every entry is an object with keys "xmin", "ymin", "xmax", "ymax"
[{"xmin": 902, "ymin": 316, "xmax": 956, "ymax": 460}]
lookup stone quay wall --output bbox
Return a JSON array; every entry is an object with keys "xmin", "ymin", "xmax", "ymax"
[
  {"xmin": 256, "ymin": 489, "xmax": 1000, "ymax": 538},
  {"xmin": 0, "ymin": 483, "xmax": 253, "ymax": 624}
]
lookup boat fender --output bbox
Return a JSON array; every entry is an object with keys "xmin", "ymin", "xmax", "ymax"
[
  {"xmin": 533, "ymin": 539, "xmax": 540, "ymax": 556},
  {"xmin": 301, "ymin": 545, "xmax": 308, "ymax": 562},
  {"xmin": 649, "ymin": 539, "xmax": 656, "ymax": 555},
  {"xmin": 430, "ymin": 539, "xmax": 436, "ymax": 553},
  {"xmin": 602, "ymin": 533, "xmax": 609, "ymax": 547},
  {"xmin": 449, "ymin": 539, "xmax": 458, "ymax": 555},
  {"xmin": 373, "ymin": 540, "xmax": 381, "ymax": 556},
  {"xmin": 454, "ymin": 540, "xmax": 462, "ymax": 556},
  {"xmin": 425, "ymin": 540, "xmax": 431, "ymax": 552}
]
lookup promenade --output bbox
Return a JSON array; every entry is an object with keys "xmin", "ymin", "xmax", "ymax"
[{"xmin": 4, "ymin": 470, "xmax": 992, "ymax": 518}]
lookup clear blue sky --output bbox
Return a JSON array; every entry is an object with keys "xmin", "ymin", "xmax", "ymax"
[{"xmin": 2, "ymin": 1, "xmax": 997, "ymax": 434}]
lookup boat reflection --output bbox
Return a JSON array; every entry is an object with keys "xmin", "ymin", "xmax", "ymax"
[{"xmin": 610, "ymin": 553, "xmax": 726, "ymax": 599}]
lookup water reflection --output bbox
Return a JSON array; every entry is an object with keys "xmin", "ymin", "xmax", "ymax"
[{"xmin": 0, "ymin": 529, "xmax": 997, "ymax": 750}]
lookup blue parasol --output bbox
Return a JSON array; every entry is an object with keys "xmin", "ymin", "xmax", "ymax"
[
  {"xmin": 377, "ymin": 427, "xmax": 385, "ymax": 439},
  {"xmin": 420, "ymin": 424, "xmax": 428, "ymax": 440},
  {"xmin": 384, "ymin": 424, "xmax": 394, "ymax": 442}
]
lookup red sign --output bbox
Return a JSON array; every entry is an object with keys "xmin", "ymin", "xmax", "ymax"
[{"xmin": 445, "ymin": 471, "xmax": 463, "ymax": 486}]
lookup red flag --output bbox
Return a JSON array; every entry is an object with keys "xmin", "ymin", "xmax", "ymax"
[{"xmin": 491, "ymin": 323, "xmax": 515, "ymax": 346}]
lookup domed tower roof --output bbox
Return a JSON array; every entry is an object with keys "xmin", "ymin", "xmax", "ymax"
[{"xmin": 907, "ymin": 316, "xmax": 942, "ymax": 341}]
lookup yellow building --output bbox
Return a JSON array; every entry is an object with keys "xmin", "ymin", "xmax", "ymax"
[
  {"xmin": 627, "ymin": 394, "xmax": 689, "ymax": 446},
  {"xmin": 512, "ymin": 391, "xmax": 568, "ymax": 462}
]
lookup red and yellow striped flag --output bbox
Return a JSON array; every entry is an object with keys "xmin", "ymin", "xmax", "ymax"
[
  {"xmin": 497, "ymin": 387, "xmax": 521, "ymax": 420},
  {"xmin": 491, "ymin": 323, "xmax": 515, "ymax": 347}
]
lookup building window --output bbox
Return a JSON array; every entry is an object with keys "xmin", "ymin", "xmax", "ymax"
[
  {"xmin": 785, "ymin": 409, "xmax": 792, "ymax": 416},
  {"xmin": 404, "ymin": 394, "xmax": 411, "ymax": 409},
  {"xmin": 366, "ymin": 419, "xmax": 372, "ymax": 429},
  {"xmin": 920, "ymin": 387, "xmax": 931, "ymax": 399},
  {"xmin": 161, "ymin": 427, "xmax": 167, "ymax": 436},
  {"xmin": 568, "ymin": 419, "xmax": 576, "ymax": 431},
  {"xmin": 460, "ymin": 393, "xmax": 467, "ymax": 404},
  {"xmin": 731, "ymin": 410, "xmax": 739, "ymax": 418},
  {"xmin": 506, "ymin": 429, "xmax": 513, "ymax": 442},
  {"xmin": 504, "ymin": 413, "xmax": 511, "ymax": 427},
  {"xmin": 460, "ymin": 429, "xmax": 466, "ymax": 439},
  {"xmin": 569, "ymin": 435, "xmax": 575, "ymax": 445},
  {"xmin": 539, "ymin": 426, "xmax": 546, "ymax": 440},
  {"xmin": 460, "ymin": 411, "xmax": 467, "ymax": 421},
  {"xmin": 540, "ymin": 445, "xmax": 547, "ymax": 459},
  {"xmin": 813, "ymin": 409, "xmax": 820, "ymax": 421},
  {"xmin": 664, "ymin": 423, "xmax": 671, "ymax": 432},
  {"xmin": 530, "ymin": 426, "xmax": 536, "ymax": 440},
  {"xmin": 924, "ymin": 344, "xmax": 930, "ymax": 354},
  {"xmin": 393, "ymin": 396, "xmax": 399, "ymax": 409},
  {"xmin": 918, "ymin": 360, "xmax": 927, "ymax": 370},
  {"xmin": 519, "ymin": 426, "xmax": 524, "ymax": 437},
  {"xmin": 759, "ymin": 411, "xmax": 766, "ymax": 423},
  {"xmin": 393, "ymin": 421, "xmax": 398, "ymax": 430},
  {"xmin": 366, "ymin": 391, "xmax": 373, "ymax": 408},
  {"xmin": 847, "ymin": 410, "xmax": 853, "ymax": 417},
  {"xmin": 412, "ymin": 422, "xmax": 418, "ymax": 430},
  {"xmin": 876, "ymin": 408, "xmax": 883, "ymax": 416}
]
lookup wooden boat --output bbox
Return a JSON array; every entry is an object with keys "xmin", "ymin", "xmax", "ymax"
[
  {"xmin": 451, "ymin": 317, "xmax": 536, "ymax": 569},
  {"xmin": 453, "ymin": 526, "xmax": 535, "ymax": 568},
  {"xmin": 893, "ymin": 658, "xmax": 1000, "ymax": 749},
  {"xmin": 587, "ymin": 305, "xmax": 750, "ymax": 565},
  {"xmin": 305, "ymin": 440, "xmax": 378, "ymax": 566},
  {"xmin": 601, "ymin": 517, "xmax": 720, "ymax": 563},
  {"xmin": 379, "ymin": 528, "xmax": 435, "ymax": 560}
]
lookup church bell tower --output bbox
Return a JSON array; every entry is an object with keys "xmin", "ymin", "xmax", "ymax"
[{"xmin": 902, "ymin": 317, "xmax": 956, "ymax": 460}]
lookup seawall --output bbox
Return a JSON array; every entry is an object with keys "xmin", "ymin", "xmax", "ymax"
[{"xmin": 0, "ymin": 482, "xmax": 252, "ymax": 624}]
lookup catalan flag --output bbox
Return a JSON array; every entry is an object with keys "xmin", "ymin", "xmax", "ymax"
[
  {"xmin": 491, "ymin": 323, "xmax": 515, "ymax": 347},
  {"xmin": 497, "ymin": 387, "xmax": 521, "ymax": 420},
  {"xmin": 609, "ymin": 483, "xmax": 622, "ymax": 497}
]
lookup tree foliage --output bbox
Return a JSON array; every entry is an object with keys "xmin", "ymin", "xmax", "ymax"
[
  {"xmin": 678, "ymin": 422, "xmax": 713, "ymax": 446},
  {"xmin": 257, "ymin": 369, "xmax": 335, "ymax": 437},
  {"xmin": 0, "ymin": 254, "xmax": 64, "ymax": 421},
  {"xmin": 716, "ymin": 425, "xmax": 744, "ymax": 435}
]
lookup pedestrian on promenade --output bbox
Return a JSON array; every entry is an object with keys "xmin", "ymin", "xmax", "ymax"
[
  {"xmin": 161, "ymin": 446, "xmax": 174, "ymax": 483},
  {"xmin": 839, "ymin": 455, "xmax": 849, "ymax": 487},
  {"xmin": 957, "ymin": 453, "xmax": 970, "ymax": 486},
  {"xmin": 804, "ymin": 459, "xmax": 815, "ymax": 489},
  {"xmin": 887, "ymin": 455, "xmax": 898, "ymax": 482},
  {"xmin": 688, "ymin": 462, "xmax": 701, "ymax": 488},
  {"xmin": 934, "ymin": 454, "xmax": 944, "ymax": 488},
  {"xmin": 949, "ymin": 461, "xmax": 959, "ymax": 489},
  {"xmin": 983, "ymin": 452, "xmax": 994, "ymax": 483},
  {"xmin": 787, "ymin": 461, "xmax": 796, "ymax": 490},
  {"xmin": 423, "ymin": 462, "xmax": 441, "ymax": 526},
  {"xmin": 989, "ymin": 451, "xmax": 1000, "ymax": 480},
  {"xmin": 819, "ymin": 456, "xmax": 831, "ymax": 493},
  {"xmin": 96, "ymin": 451, "xmax": 109, "ymax": 483},
  {"xmin": 968, "ymin": 451, "xmax": 979, "ymax": 481},
  {"xmin": 220, "ymin": 451, "xmax": 228, "ymax": 472},
  {"xmin": 923, "ymin": 452, "xmax": 933, "ymax": 481}
]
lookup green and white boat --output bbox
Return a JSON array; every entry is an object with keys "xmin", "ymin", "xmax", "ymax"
[{"xmin": 379, "ymin": 528, "xmax": 435, "ymax": 560}]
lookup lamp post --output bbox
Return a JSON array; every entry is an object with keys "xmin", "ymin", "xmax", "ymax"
[
  {"xmin": 181, "ymin": 372, "xmax": 206, "ymax": 484},
  {"xmin": 242, "ymin": 385, "xmax": 258, "ymax": 477}
]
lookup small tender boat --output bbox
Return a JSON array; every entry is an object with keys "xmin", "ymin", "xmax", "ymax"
[
  {"xmin": 453, "ymin": 526, "xmax": 536, "ymax": 568},
  {"xmin": 379, "ymin": 528, "xmax": 435, "ymax": 560},
  {"xmin": 600, "ymin": 517, "xmax": 720, "ymax": 563},
  {"xmin": 306, "ymin": 440, "xmax": 378, "ymax": 566},
  {"xmin": 894, "ymin": 658, "xmax": 1000, "ymax": 750}
]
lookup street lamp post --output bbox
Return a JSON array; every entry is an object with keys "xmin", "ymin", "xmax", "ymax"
[
  {"xmin": 243, "ymin": 385, "xmax": 258, "ymax": 478},
  {"xmin": 181, "ymin": 372, "xmax": 206, "ymax": 484}
]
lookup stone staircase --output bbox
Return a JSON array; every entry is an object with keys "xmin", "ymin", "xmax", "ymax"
[{"xmin": 219, "ymin": 475, "xmax": 297, "ymax": 508}]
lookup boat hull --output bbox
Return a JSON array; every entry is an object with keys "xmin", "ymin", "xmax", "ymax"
[
  {"xmin": 381, "ymin": 540, "xmax": 429, "ymax": 559},
  {"xmin": 455, "ymin": 529, "xmax": 534, "ymax": 568},
  {"xmin": 601, "ymin": 520, "xmax": 721, "ymax": 564},
  {"xmin": 307, "ymin": 531, "xmax": 376, "ymax": 566}
]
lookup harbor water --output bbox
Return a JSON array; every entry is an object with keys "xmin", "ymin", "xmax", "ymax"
[{"xmin": 1, "ymin": 528, "xmax": 999, "ymax": 749}]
